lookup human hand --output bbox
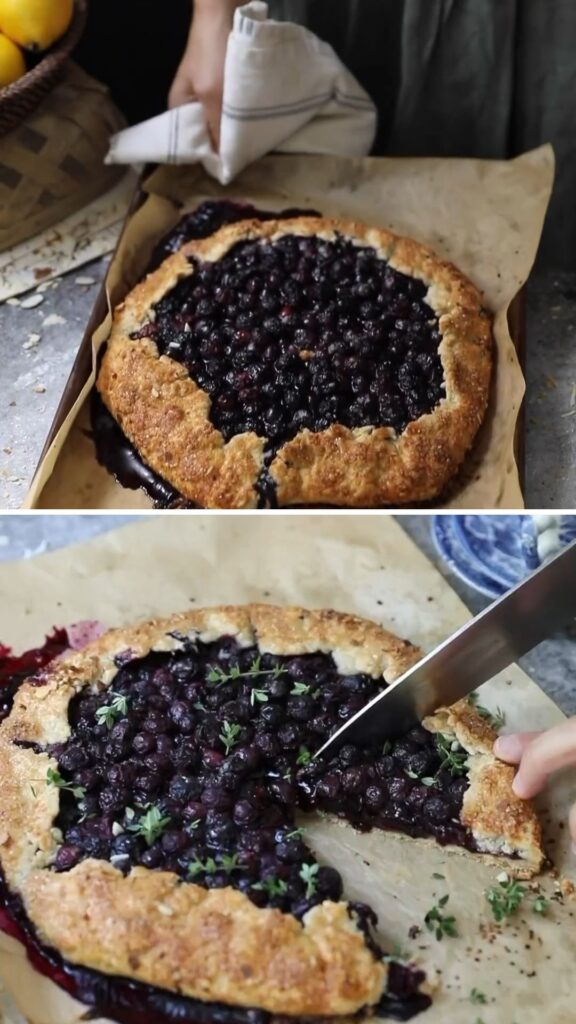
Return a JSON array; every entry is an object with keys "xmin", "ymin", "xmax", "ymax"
[
  {"xmin": 168, "ymin": 0, "xmax": 240, "ymax": 150},
  {"xmin": 495, "ymin": 719, "xmax": 576, "ymax": 844}
]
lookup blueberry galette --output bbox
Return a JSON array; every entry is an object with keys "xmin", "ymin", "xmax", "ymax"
[
  {"xmin": 95, "ymin": 212, "xmax": 492, "ymax": 508},
  {"xmin": 0, "ymin": 606, "xmax": 542, "ymax": 1023}
]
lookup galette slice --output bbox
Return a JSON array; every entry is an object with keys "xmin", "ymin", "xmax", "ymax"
[{"xmin": 0, "ymin": 606, "xmax": 542, "ymax": 1024}]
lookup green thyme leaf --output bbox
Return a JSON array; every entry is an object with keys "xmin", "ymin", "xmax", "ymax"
[
  {"xmin": 470, "ymin": 989, "xmax": 488, "ymax": 1005},
  {"xmin": 424, "ymin": 895, "xmax": 458, "ymax": 940},
  {"xmin": 250, "ymin": 688, "xmax": 269, "ymax": 705},
  {"xmin": 252, "ymin": 877, "xmax": 288, "ymax": 898},
  {"xmin": 127, "ymin": 804, "xmax": 171, "ymax": 846},
  {"xmin": 285, "ymin": 827, "xmax": 306, "ymax": 840},
  {"xmin": 220, "ymin": 853, "xmax": 242, "ymax": 873},
  {"xmin": 299, "ymin": 862, "xmax": 319, "ymax": 899},
  {"xmin": 296, "ymin": 745, "xmax": 312, "ymax": 767},
  {"xmin": 435, "ymin": 734, "xmax": 468, "ymax": 777},
  {"xmin": 188, "ymin": 856, "xmax": 218, "ymax": 878},
  {"xmin": 45, "ymin": 767, "xmax": 86, "ymax": 801},
  {"xmin": 532, "ymin": 895, "xmax": 550, "ymax": 916},
  {"xmin": 219, "ymin": 720, "xmax": 242, "ymax": 754},
  {"xmin": 291, "ymin": 682, "xmax": 311, "ymax": 696},
  {"xmin": 95, "ymin": 692, "xmax": 129, "ymax": 729},
  {"xmin": 485, "ymin": 875, "xmax": 526, "ymax": 922}
]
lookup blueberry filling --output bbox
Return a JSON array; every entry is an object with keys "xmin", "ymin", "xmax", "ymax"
[
  {"xmin": 138, "ymin": 234, "xmax": 444, "ymax": 451},
  {"xmin": 46, "ymin": 641, "xmax": 473, "ymax": 901},
  {"xmin": 0, "ymin": 637, "xmax": 453, "ymax": 1021},
  {"xmin": 148, "ymin": 200, "xmax": 321, "ymax": 273}
]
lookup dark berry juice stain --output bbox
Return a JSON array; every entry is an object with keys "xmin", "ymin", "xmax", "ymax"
[
  {"xmin": 0, "ymin": 629, "xmax": 69, "ymax": 723},
  {"xmin": 90, "ymin": 391, "xmax": 193, "ymax": 509},
  {"xmin": 0, "ymin": 638, "xmax": 448, "ymax": 1021},
  {"xmin": 141, "ymin": 234, "xmax": 444, "ymax": 451}
]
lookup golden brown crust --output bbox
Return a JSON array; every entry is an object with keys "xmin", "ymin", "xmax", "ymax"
[
  {"xmin": 0, "ymin": 606, "xmax": 543, "ymax": 1016},
  {"xmin": 97, "ymin": 217, "xmax": 493, "ymax": 508},
  {"xmin": 423, "ymin": 701, "xmax": 544, "ymax": 876},
  {"xmin": 23, "ymin": 861, "xmax": 385, "ymax": 1016},
  {"xmin": 2, "ymin": 605, "xmax": 420, "ymax": 748}
]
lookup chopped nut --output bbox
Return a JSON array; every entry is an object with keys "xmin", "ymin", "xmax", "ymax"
[
  {"xmin": 23, "ymin": 333, "xmax": 41, "ymax": 350},
  {"xmin": 20, "ymin": 294, "xmax": 45, "ymax": 309},
  {"xmin": 42, "ymin": 314, "xmax": 66, "ymax": 327}
]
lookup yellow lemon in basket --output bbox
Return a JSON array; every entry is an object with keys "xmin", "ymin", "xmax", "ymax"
[
  {"xmin": 0, "ymin": 32, "xmax": 25, "ymax": 87},
  {"xmin": 0, "ymin": 0, "xmax": 73, "ymax": 52}
]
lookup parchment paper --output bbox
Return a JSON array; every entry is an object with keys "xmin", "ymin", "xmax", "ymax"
[
  {"xmin": 24, "ymin": 145, "xmax": 555, "ymax": 510},
  {"xmin": 0, "ymin": 515, "xmax": 574, "ymax": 1024}
]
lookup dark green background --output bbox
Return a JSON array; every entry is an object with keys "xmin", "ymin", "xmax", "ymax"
[{"xmin": 77, "ymin": 0, "xmax": 575, "ymax": 267}]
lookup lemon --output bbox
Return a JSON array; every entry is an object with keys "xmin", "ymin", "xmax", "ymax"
[
  {"xmin": 0, "ymin": 0, "xmax": 73, "ymax": 52},
  {"xmin": 0, "ymin": 31, "xmax": 25, "ymax": 87}
]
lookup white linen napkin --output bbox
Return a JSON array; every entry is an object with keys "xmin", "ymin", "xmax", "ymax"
[{"xmin": 105, "ymin": 1, "xmax": 377, "ymax": 185}]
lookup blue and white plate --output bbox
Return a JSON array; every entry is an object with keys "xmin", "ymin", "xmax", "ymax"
[{"xmin": 432, "ymin": 515, "xmax": 576, "ymax": 599}]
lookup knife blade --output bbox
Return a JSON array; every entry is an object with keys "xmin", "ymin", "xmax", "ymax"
[{"xmin": 315, "ymin": 538, "xmax": 576, "ymax": 757}]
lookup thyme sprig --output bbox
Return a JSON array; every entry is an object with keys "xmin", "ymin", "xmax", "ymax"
[
  {"xmin": 207, "ymin": 656, "xmax": 287, "ymax": 686},
  {"xmin": 253, "ymin": 877, "xmax": 288, "ymax": 898},
  {"xmin": 435, "ymin": 734, "xmax": 468, "ymax": 777},
  {"xmin": 45, "ymin": 767, "xmax": 86, "ymax": 801},
  {"xmin": 484, "ymin": 872, "xmax": 550, "ymax": 922}
]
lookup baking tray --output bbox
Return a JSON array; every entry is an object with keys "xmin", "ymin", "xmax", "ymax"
[{"xmin": 31, "ymin": 172, "xmax": 529, "ymax": 503}]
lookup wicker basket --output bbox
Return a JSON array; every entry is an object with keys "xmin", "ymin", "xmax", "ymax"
[{"xmin": 0, "ymin": 0, "xmax": 87, "ymax": 137}]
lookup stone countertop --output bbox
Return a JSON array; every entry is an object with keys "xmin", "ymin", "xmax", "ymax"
[
  {"xmin": 0, "ymin": 512, "xmax": 574, "ymax": 716},
  {"xmin": 0, "ymin": 261, "xmax": 575, "ymax": 510}
]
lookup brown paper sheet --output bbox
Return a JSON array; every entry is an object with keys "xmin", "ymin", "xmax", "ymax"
[
  {"xmin": 24, "ymin": 146, "xmax": 554, "ymax": 510},
  {"xmin": 0, "ymin": 515, "xmax": 574, "ymax": 1024}
]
